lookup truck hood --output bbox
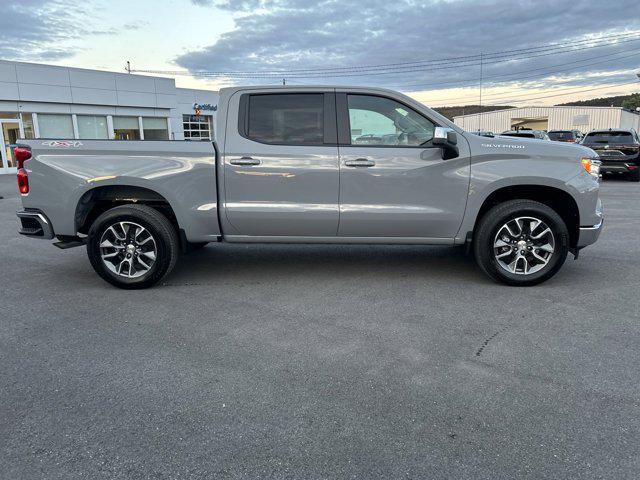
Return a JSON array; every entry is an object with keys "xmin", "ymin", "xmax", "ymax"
[{"xmin": 465, "ymin": 133, "xmax": 597, "ymax": 159}]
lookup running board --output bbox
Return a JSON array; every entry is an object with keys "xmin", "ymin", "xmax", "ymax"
[{"xmin": 53, "ymin": 237, "xmax": 87, "ymax": 249}]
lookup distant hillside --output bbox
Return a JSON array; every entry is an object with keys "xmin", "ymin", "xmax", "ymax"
[
  {"xmin": 434, "ymin": 105, "xmax": 513, "ymax": 120},
  {"xmin": 556, "ymin": 93, "xmax": 637, "ymax": 108}
]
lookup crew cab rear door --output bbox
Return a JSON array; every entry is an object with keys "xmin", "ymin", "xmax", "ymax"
[
  {"xmin": 221, "ymin": 89, "xmax": 339, "ymax": 237},
  {"xmin": 335, "ymin": 92, "xmax": 470, "ymax": 239}
]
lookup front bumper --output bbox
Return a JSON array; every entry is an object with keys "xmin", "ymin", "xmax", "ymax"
[
  {"xmin": 577, "ymin": 220, "xmax": 603, "ymax": 248},
  {"xmin": 16, "ymin": 209, "xmax": 55, "ymax": 240}
]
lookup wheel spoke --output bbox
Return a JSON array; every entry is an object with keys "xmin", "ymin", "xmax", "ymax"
[
  {"xmin": 140, "ymin": 250, "xmax": 156, "ymax": 261},
  {"xmin": 531, "ymin": 227, "xmax": 551, "ymax": 240},
  {"xmin": 538, "ymin": 243, "xmax": 554, "ymax": 253}
]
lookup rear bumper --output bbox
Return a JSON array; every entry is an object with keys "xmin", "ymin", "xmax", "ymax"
[
  {"xmin": 16, "ymin": 209, "xmax": 55, "ymax": 240},
  {"xmin": 599, "ymin": 160, "xmax": 639, "ymax": 174},
  {"xmin": 577, "ymin": 220, "xmax": 603, "ymax": 248}
]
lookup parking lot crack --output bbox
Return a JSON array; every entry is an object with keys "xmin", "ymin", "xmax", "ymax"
[{"xmin": 475, "ymin": 325, "xmax": 510, "ymax": 357}]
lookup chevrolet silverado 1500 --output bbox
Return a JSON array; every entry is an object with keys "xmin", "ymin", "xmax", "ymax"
[{"xmin": 15, "ymin": 86, "xmax": 603, "ymax": 288}]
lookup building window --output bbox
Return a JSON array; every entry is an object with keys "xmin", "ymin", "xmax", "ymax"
[
  {"xmin": 77, "ymin": 115, "xmax": 108, "ymax": 139},
  {"xmin": 20, "ymin": 113, "xmax": 35, "ymax": 139},
  {"xmin": 113, "ymin": 116, "xmax": 140, "ymax": 140},
  {"xmin": 183, "ymin": 114, "xmax": 212, "ymax": 141},
  {"xmin": 38, "ymin": 114, "xmax": 74, "ymax": 139},
  {"xmin": 0, "ymin": 112, "xmax": 19, "ymax": 119},
  {"xmin": 142, "ymin": 117, "xmax": 169, "ymax": 140}
]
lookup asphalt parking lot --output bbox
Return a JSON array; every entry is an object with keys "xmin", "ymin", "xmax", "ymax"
[{"xmin": 1, "ymin": 174, "xmax": 639, "ymax": 479}]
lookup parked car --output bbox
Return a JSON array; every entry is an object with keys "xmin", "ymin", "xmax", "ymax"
[
  {"xmin": 471, "ymin": 130, "xmax": 495, "ymax": 137},
  {"xmin": 581, "ymin": 128, "xmax": 640, "ymax": 182},
  {"xmin": 15, "ymin": 86, "xmax": 603, "ymax": 288},
  {"xmin": 572, "ymin": 130, "xmax": 584, "ymax": 142},
  {"xmin": 500, "ymin": 130, "xmax": 550, "ymax": 140},
  {"xmin": 548, "ymin": 130, "xmax": 581, "ymax": 143}
]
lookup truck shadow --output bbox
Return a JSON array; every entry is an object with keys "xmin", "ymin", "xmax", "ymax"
[{"xmin": 168, "ymin": 243, "xmax": 482, "ymax": 285}]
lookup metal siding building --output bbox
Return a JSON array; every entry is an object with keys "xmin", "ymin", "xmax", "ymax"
[{"xmin": 453, "ymin": 106, "xmax": 640, "ymax": 134}]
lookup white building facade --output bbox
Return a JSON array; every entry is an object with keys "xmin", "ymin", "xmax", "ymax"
[
  {"xmin": 0, "ymin": 60, "xmax": 219, "ymax": 174},
  {"xmin": 453, "ymin": 106, "xmax": 640, "ymax": 134}
]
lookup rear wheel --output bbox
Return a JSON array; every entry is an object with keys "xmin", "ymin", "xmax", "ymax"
[
  {"xmin": 87, "ymin": 204, "xmax": 179, "ymax": 289},
  {"xmin": 473, "ymin": 200, "xmax": 569, "ymax": 286}
]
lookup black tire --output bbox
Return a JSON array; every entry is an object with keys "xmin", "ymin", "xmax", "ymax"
[
  {"xmin": 86, "ymin": 204, "xmax": 179, "ymax": 289},
  {"xmin": 473, "ymin": 200, "xmax": 569, "ymax": 286},
  {"xmin": 629, "ymin": 168, "xmax": 640, "ymax": 182}
]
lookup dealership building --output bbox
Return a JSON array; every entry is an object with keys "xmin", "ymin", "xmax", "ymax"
[
  {"xmin": 453, "ymin": 105, "xmax": 640, "ymax": 134},
  {"xmin": 0, "ymin": 60, "xmax": 219, "ymax": 174}
]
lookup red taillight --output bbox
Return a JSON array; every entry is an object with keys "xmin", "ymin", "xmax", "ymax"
[
  {"xmin": 13, "ymin": 147, "xmax": 32, "ymax": 169},
  {"xmin": 17, "ymin": 168, "xmax": 29, "ymax": 194}
]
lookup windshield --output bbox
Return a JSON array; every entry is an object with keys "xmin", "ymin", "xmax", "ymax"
[
  {"xmin": 583, "ymin": 132, "xmax": 634, "ymax": 144},
  {"xmin": 548, "ymin": 131, "xmax": 573, "ymax": 140}
]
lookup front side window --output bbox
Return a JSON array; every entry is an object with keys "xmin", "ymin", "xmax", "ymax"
[
  {"xmin": 247, "ymin": 94, "xmax": 324, "ymax": 145},
  {"xmin": 38, "ymin": 114, "xmax": 74, "ymax": 138},
  {"xmin": 347, "ymin": 95, "xmax": 435, "ymax": 146},
  {"xmin": 113, "ymin": 116, "xmax": 140, "ymax": 140},
  {"xmin": 142, "ymin": 117, "xmax": 169, "ymax": 140},
  {"xmin": 77, "ymin": 115, "xmax": 108, "ymax": 139}
]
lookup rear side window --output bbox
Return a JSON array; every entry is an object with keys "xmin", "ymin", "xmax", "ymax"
[
  {"xmin": 583, "ymin": 132, "xmax": 635, "ymax": 144},
  {"xmin": 548, "ymin": 131, "xmax": 572, "ymax": 140},
  {"xmin": 246, "ymin": 94, "xmax": 324, "ymax": 145}
]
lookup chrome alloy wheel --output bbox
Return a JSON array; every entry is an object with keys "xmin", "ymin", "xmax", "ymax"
[
  {"xmin": 493, "ymin": 216, "xmax": 555, "ymax": 275},
  {"xmin": 99, "ymin": 221, "xmax": 157, "ymax": 278}
]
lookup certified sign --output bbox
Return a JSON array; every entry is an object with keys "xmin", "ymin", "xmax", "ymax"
[{"xmin": 193, "ymin": 102, "xmax": 217, "ymax": 116}]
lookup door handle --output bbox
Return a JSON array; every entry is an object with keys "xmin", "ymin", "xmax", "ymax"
[
  {"xmin": 344, "ymin": 158, "xmax": 375, "ymax": 167},
  {"xmin": 230, "ymin": 156, "xmax": 261, "ymax": 166}
]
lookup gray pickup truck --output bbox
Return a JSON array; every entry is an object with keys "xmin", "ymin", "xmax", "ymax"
[{"xmin": 15, "ymin": 86, "xmax": 603, "ymax": 288}]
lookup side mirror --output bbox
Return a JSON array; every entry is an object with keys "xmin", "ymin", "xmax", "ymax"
[{"xmin": 432, "ymin": 127, "xmax": 459, "ymax": 160}]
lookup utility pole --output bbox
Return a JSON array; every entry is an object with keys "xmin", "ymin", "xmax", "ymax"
[
  {"xmin": 125, "ymin": 61, "xmax": 131, "ymax": 74},
  {"xmin": 478, "ymin": 52, "xmax": 483, "ymax": 131}
]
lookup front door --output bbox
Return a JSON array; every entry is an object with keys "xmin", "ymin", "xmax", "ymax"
[
  {"xmin": 336, "ymin": 93, "xmax": 470, "ymax": 239},
  {"xmin": 0, "ymin": 119, "xmax": 23, "ymax": 174},
  {"xmin": 222, "ymin": 91, "xmax": 340, "ymax": 237}
]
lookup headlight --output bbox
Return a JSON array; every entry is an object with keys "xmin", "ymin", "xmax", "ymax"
[{"xmin": 581, "ymin": 157, "xmax": 601, "ymax": 179}]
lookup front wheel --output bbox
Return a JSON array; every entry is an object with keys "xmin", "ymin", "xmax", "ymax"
[
  {"xmin": 87, "ymin": 204, "xmax": 179, "ymax": 289},
  {"xmin": 629, "ymin": 168, "xmax": 640, "ymax": 182},
  {"xmin": 473, "ymin": 200, "xmax": 569, "ymax": 286}
]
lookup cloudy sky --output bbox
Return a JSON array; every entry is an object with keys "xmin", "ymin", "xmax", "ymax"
[{"xmin": 2, "ymin": 0, "xmax": 640, "ymax": 106}]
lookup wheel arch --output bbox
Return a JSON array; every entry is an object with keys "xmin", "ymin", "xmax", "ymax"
[
  {"xmin": 75, "ymin": 184, "xmax": 180, "ymax": 236},
  {"xmin": 471, "ymin": 184, "xmax": 580, "ymax": 248}
]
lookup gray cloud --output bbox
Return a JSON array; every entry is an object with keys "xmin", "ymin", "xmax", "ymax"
[
  {"xmin": 0, "ymin": 0, "xmax": 90, "ymax": 60},
  {"xmin": 175, "ymin": 0, "xmax": 640, "ymax": 96},
  {"xmin": 0, "ymin": 0, "xmax": 127, "ymax": 61}
]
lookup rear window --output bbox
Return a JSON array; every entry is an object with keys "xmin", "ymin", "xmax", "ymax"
[
  {"xmin": 502, "ymin": 132, "xmax": 535, "ymax": 138},
  {"xmin": 548, "ymin": 131, "xmax": 573, "ymax": 140},
  {"xmin": 583, "ymin": 131, "xmax": 634, "ymax": 144},
  {"xmin": 247, "ymin": 93, "xmax": 325, "ymax": 145}
]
